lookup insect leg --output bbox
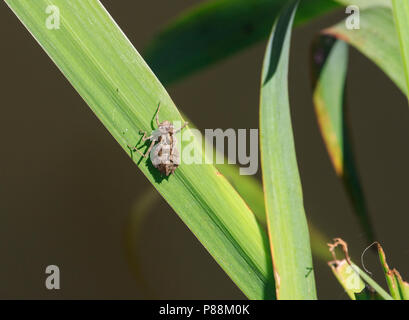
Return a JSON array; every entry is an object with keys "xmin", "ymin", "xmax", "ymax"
[
  {"xmin": 127, "ymin": 144, "xmax": 147, "ymax": 157},
  {"xmin": 155, "ymin": 102, "xmax": 161, "ymax": 127},
  {"xmin": 134, "ymin": 148, "xmax": 148, "ymax": 158},
  {"xmin": 128, "ymin": 140, "xmax": 155, "ymax": 158},
  {"xmin": 139, "ymin": 130, "xmax": 153, "ymax": 142},
  {"xmin": 145, "ymin": 140, "xmax": 156, "ymax": 157},
  {"xmin": 174, "ymin": 122, "xmax": 189, "ymax": 133}
]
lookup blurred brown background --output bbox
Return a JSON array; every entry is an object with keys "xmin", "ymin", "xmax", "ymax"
[{"xmin": 1, "ymin": 1, "xmax": 408, "ymax": 299}]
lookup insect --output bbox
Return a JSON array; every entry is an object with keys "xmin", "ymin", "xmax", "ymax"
[{"xmin": 128, "ymin": 103, "xmax": 188, "ymax": 176}]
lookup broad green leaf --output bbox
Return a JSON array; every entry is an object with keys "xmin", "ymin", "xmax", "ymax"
[
  {"xmin": 260, "ymin": 1, "xmax": 316, "ymax": 300},
  {"xmin": 391, "ymin": 0, "xmax": 409, "ymax": 101},
  {"xmin": 144, "ymin": 0, "xmax": 341, "ymax": 84},
  {"xmin": 311, "ymin": 38, "xmax": 375, "ymax": 243},
  {"xmin": 5, "ymin": 0, "xmax": 275, "ymax": 299},
  {"xmin": 324, "ymin": 6, "xmax": 407, "ymax": 95}
]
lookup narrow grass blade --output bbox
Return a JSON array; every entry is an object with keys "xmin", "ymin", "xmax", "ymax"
[
  {"xmin": 324, "ymin": 6, "xmax": 407, "ymax": 96},
  {"xmin": 377, "ymin": 243, "xmax": 409, "ymax": 300},
  {"xmin": 395, "ymin": 270, "xmax": 409, "ymax": 300},
  {"xmin": 351, "ymin": 263, "xmax": 392, "ymax": 300},
  {"xmin": 260, "ymin": 1, "xmax": 316, "ymax": 299},
  {"xmin": 5, "ymin": 0, "xmax": 275, "ymax": 299},
  {"xmin": 391, "ymin": 0, "xmax": 409, "ymax": 101},
  {"xmin": 311, "ymin": 37, "xmax": 376, "ymax": 243},
  {"xmin": 377, "ymin": 243, "xmax": 401, "ymax": 299},
  {"xmin": 144, "ymin": 0, "xmax": 340, "ymax": 84}
]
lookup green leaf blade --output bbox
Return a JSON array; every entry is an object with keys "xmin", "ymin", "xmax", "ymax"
[
  {"xmin": 144, "ymin": 0, "xmax": 340, "ymax": 84},
  {"xmin": 311, "ymin": 37, "xmax": 376, "ymax": 243},
  {"xmin": 5, "ymin": 0, "xmax": 275, "ymax": 299},
  {"xmin": 260, "ymin": 1, "xmax": 316, "ymax": 300},
  {"xmin": 324, "ymin": 6, "xmax": 407, "ymax": 96},
  {"xmin": 391, "ymin": 0, "xmax": 409, "ymax": 101},
  {"xmin": 376, "ymin": 242, "xmax": 409, "ymax": 300}
]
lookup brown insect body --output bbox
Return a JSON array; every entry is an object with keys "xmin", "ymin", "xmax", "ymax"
[
  {"xmin": 129, "ymin": 104, "xmax": 188, "ymax": 176},
  {"xmin": 150, "ymin": 120, "xmax": 180, "ymax": 176}
]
